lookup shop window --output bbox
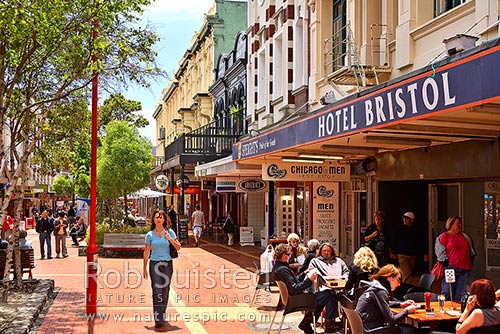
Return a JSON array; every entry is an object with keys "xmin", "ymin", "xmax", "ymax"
[{"xmin": 434, "ymin": 0, "xmax": 468, "ymax": 17}]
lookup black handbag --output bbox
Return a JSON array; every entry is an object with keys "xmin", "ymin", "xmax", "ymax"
[{"xmin": 169, "ymin": 243, "xmax": 178, "ymax": 259}]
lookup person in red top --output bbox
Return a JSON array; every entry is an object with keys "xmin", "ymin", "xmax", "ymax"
[
  {"xmin": 1, "ymin": 215, "xmax": 14, "ymax": 241},
  {"xmin": 435, "ymin": 216, "xmax": 476, "ymax": 302}
]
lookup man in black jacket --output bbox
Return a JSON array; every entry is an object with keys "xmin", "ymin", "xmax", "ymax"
[
  {"xmin": 35, "ymin": 210, "xmax": 54, "ymax": 259},
  {"xmin": 272, "ymin": 243, "xmax": 318, "ymax": 334}
]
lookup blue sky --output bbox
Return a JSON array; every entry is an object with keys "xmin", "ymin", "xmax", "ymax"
[{"xmin": 126, "ymin": 0, "xmax": 215, "ymax": 144}]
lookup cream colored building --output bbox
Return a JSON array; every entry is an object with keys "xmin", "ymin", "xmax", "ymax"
[{"xmin": 242, "ymin": 0, "xmax": 500, "ymax": 286}]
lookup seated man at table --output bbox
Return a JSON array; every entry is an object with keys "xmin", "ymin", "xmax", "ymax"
[
  {"xmin": 272, "ymin": 243, "xmax": 318, "ymax": 334},
  {"xmin": 308, "ymin": 242, "xmax": 349, "ymax": 332},
  {"xmin": 356, "ymin": 264, "xmax": 421, "ymax": 334}
]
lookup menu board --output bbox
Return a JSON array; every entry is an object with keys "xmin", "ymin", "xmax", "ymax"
[{"xmin": 312, "ymin": 182, "xmax": 339, "ymax": 248}]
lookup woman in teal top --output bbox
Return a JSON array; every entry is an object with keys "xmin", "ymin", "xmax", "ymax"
[{"xmin": 143, "ymin": 209, "xmax": 181, "ymax": 331}]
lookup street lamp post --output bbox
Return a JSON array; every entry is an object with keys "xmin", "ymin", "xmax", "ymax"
[{"xmin": 86, "ymin": 8, "xmax": 99, "ymax": 317}]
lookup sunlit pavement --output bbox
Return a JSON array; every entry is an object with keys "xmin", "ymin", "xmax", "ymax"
[{"xmin": 25, "ymin": 229, "xmax": 309, "ymax": 334}]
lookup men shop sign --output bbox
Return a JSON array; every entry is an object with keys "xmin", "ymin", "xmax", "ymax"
[
  {"xmin": 262, "ymin": 161, "xmax": 350, "ymax": 182},
  {"xmin": 216, "ymin": 177, "xmax": 268, "ymax": 192}
]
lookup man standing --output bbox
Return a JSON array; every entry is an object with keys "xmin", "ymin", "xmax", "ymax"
[
  {"xmin": 35, "ymin": 210, "xmax": 54, "ymax": 259},
  {"xmin": 392, "ymin": 212, "xmax": 428, "ymax": 283},
  {"xmin": 191, "ymin": 204, "xmax": 205, "ymax": 247},
  {"xmin": 53, "ymin": 211, "xmax": 69, "ymax": 258}
]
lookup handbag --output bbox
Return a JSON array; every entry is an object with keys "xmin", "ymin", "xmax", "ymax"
[
  {"xmin": 168, "ymin": 229, "xmax": 179, "ymax": 259},
  {"xmin": 431, "ymin": 261, "xmax": 444, "ymax": 281},
  {"xmin": 169, "ymin": 243, "xmax": 178, "ymax": 259}
]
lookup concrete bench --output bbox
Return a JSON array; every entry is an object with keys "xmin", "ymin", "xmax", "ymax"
[
  {"xmin": 0, "ymin": 248, "xmax": 36, "ymax": 279},
  {"xmin": 102, "ymin": 233, "xmax": 146, "ymax": 257}
]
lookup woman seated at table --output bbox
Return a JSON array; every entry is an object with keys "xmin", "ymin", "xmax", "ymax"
[
  {"xmin": 345, "ymin": 246, "xmax": 379, "ymax": 298},
  {"xmin": 355, "ymin": 264, "xmax": 420, "ymax": 334},
  {"xmin": 308, "ymin": 243, "xmax": 349, "ymax": 332},
  {"xmin": 454, "ymin": 279, "xmax": 500, "ymax": 334},
  {"xmin": 287, "ymin": 233, "xmax": 307, "ymax": 273}
]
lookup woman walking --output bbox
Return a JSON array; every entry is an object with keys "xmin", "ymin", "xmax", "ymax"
[{"xmin": 143, "ymin": 209, "xmax": 181, "ymax": 332}]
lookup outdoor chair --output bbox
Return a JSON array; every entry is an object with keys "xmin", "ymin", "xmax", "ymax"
[
  {"xmin": 403, "ymin": 291, "xmax": 438, "ymax": 303},
  {"xmin": 251, "ymin": 261, "xmax": 275, "ymax": 305},
  {"xmin": 467, "ymin": 324, "xmax": 500, "ymax": 334},
  {"xmin": 338, "ymin": 293, "xmax": 355, "ymax": 334},
  {"xmin": 267, "ymin": 281, "xmax": 317, "ymax": 334},
  {"xmin": 418, "ymin": 273, "xmax": 436, "ymax": 291},
  {"xmin": 431, "ymin": 324, "xmax": 500, "ymax": 334},
  {"xmin": 340, "ymin": 305, "xmax": 402, "ymax": 334}
]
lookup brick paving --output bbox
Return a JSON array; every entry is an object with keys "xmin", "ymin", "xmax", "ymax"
[{"xmin": 25, "ymin": 230, "xmax": 311, "ymax": 334}]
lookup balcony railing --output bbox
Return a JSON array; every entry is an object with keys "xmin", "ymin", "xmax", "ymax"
[{"xmin": 165, "ymin": 115, "xmax": 245, "ymax": 162}]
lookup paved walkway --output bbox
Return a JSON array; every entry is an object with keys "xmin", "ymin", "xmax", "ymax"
[{"xmin": 25, "ymin": 230, "xmax": 311, "ymax": 334}]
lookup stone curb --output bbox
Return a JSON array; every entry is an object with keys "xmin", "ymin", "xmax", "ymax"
[{"xmin": 4, "ymin": 279, "xmax": 54, "ymax": 334}]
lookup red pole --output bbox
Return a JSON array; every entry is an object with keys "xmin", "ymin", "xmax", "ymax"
[{"xmin": 86, "ymin": 11, "xmax": 99, "ymax": 316}]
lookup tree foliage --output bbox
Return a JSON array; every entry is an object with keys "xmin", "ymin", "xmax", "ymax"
[
  {"xmin": 0, "ymin": 0, "xmax": 162, "ymax": 292},
  {"xmin": 98, "ymin": 93, "xmax": 148, "ymax": 134},
  {"xmin": 97, "ymin": 121, "xmax": 152, "ymax": 215},
  {"xmin": 52, "ymin": 174, "xmax": 73, "ymax": 198}
]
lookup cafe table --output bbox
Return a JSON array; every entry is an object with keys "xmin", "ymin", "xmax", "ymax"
[{"xmin": 390, "ymin": 301, "xmax": 461, "ymax": 332}]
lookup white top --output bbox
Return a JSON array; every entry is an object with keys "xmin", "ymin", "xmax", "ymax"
[{"xmin": 192, "ymin": 210, "xmax": 204, "ymax": 227}]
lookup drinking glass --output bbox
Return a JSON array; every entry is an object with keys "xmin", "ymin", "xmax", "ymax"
[{"xmin": 438, "ymin": 294, "xmax": 446, "ymax": 313}]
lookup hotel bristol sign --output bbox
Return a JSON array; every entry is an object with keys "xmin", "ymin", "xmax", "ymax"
[
  {"xmin": 234, "ymin": 44, "xmax": 500, "ymax": 160},
  {"xmin": 262, "ymin": 161, "xmax": 350, "ymax": 182}
]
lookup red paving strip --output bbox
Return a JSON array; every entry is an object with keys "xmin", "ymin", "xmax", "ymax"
[{"xmin": 24, "ymin": 230, "xmax": 306, "ymax": 333}]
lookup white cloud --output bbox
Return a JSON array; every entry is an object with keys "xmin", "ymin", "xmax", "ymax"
[{"xmin": 146, "ymin": 1, "xmax": 214, "ymax": 17}]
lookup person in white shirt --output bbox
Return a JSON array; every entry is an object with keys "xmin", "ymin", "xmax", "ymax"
[{"xmin": 191, "ymin": 204, "xmax": 205, "ymax": 247}]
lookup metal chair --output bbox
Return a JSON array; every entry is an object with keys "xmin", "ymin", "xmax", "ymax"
[
  {"xmin": 403, "ymin": 291, "xmax": 438, "ymax": 302},
  {"xmin": 340, "ymin": 305, "xmax": 402, "ymax": 334},
  {"xmin": 251, "ymin": 261, "xmax": 275, "ymax": 304},
  {"xmin": 418, "ymin": 273, "xmax": 436, "ymax": 291},
  {"xmin": 467, "ymin": 324, "xmax": 500, "ymax": 334},
  {"xmin": 338, "ymin": 293, "xmax": 355, "ymax": 334},
  {"xmin": 267, "ymin": 281, "xmax": 317, "ymax": 334}
]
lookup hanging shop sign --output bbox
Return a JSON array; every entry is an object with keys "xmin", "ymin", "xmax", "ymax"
[
  {"xmin": 312, "ymin": 182, "xmax": 339, "ymax": 248},
  {"xmin": 176, "ymin": 176, "xmax": 190, "ymax": 188},
  {"xmin": 171, "ymin": 187, "xmax": 200, "ymax": 194},
  {"xmin": 262, "ymin": 161, "xmax": 350, "ymax": 182},
  {"xmin": 155, "ymin": 175, "xmax": 169, "ymax": 190},
  {"xmin": 216, "ymin": 177, "xmax": 268, "ymax": 192}
]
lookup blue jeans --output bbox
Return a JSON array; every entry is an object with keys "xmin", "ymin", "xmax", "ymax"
[
  {"xmin": 149, "ymin": 260, "xmax": 173, "ymax": 326},
  {"xmin": 441, "ymin": 266, "xmax": 470, "ymax": 302},
  {"xmin": 39, "ymin": 232, "xmax": 52, "ymax": 258},
  {"xmin": 315, "ymin": 289, "xmax": 338, "ymax": 320}
]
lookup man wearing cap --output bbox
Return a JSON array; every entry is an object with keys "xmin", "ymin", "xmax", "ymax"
[{"xmin": 392, "ymin": 212, "xmax": 420, "ymax": 283}]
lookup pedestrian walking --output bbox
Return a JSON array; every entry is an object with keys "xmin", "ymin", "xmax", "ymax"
[
  {"xmin": 35, "ymin": 210, "xmax": 54, "ymax": 259},
  {"xmin": 191, "ymin": 204, "xmax": 205, "ymax": 247},
  {"xmin": 223, "ymin": 211, "xmax": 235, "ymax": 246},
  {"xmin": 143, "ymin": 209, "xmax": 181, "ymax": 332}
]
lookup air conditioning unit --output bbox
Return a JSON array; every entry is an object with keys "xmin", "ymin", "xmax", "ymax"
[{"xmin": 443, "ymin": 34, "xmax": 478, "ymax": 55}]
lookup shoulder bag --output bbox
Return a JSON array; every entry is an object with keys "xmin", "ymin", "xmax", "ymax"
[{"xmin": 168, "ymin": 229, "xmax": 179, "ymax": 259}]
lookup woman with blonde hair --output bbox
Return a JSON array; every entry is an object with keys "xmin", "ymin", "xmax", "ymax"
[
  {"xmin": 345, "ymin": 246, "xmax": 378, "ymax": 295},
  {"xmin": 287, "ymin": 232, "xmax": 307, "ymax": 273},
  {"xmin": 356, "ymin": 264, "xmax": 420, "ymax": 334}
]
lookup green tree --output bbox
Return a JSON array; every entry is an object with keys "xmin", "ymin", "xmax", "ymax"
[
  {"xmin": 0, "ymin": 0, "xmax": 162, "ymax": 294},
  {"xmin": 97, "ymin": 121, "xmax": 152, "ymax": 227},
  {"xmin": 98, "ymin": 93, "xmax": 148, "ymax": 134},
  {"xmin": 52, "ymin": 174, "xmax": 73, "ymax": 198}
]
